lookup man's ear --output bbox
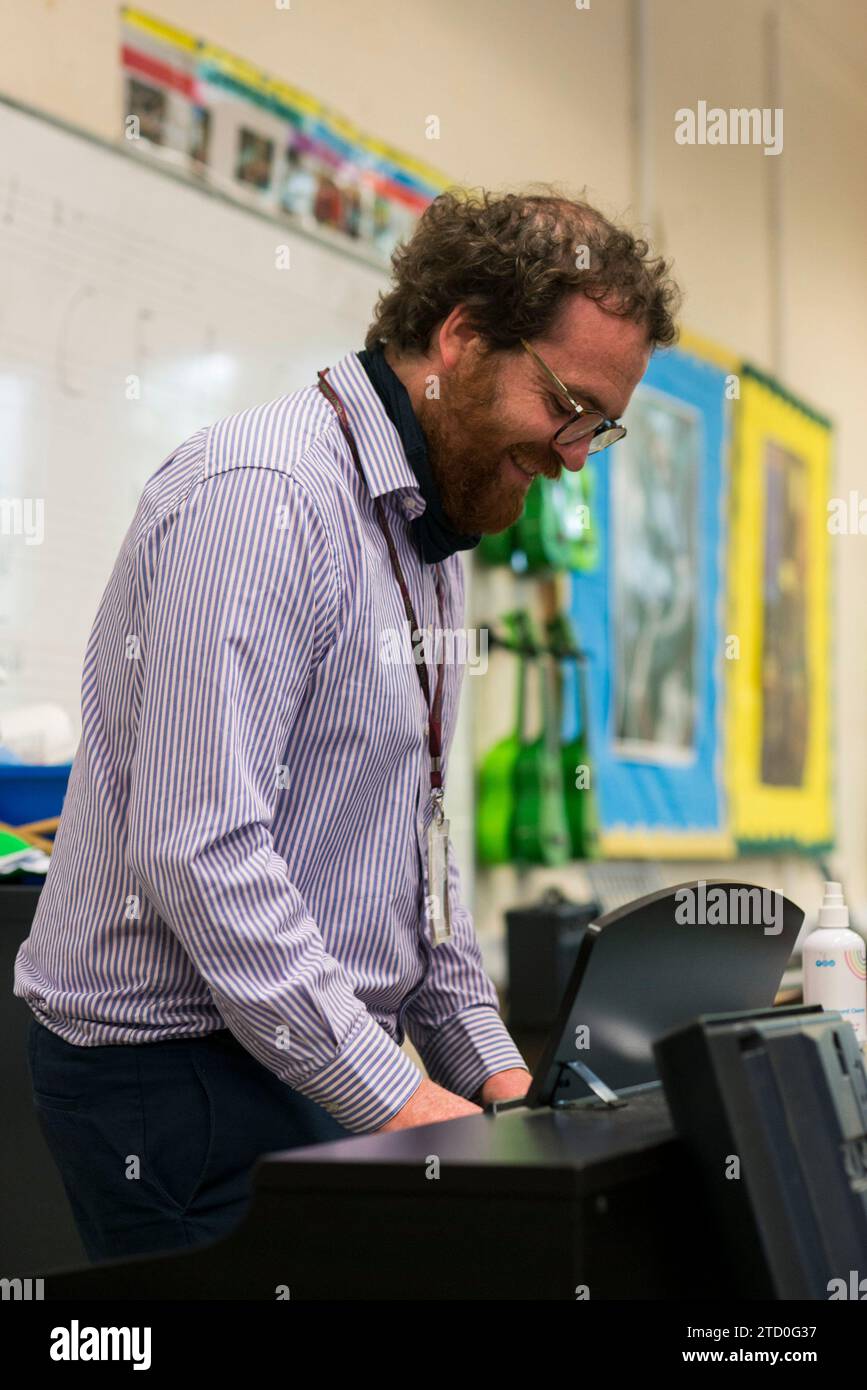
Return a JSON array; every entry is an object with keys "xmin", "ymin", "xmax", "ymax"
[{"xmin": 435, "ymin": 305, "xmax": 481, "ymax": 372}]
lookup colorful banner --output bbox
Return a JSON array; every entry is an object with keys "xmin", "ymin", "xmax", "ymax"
[
  {"xmin": 726, "ymin": 366, "xmax": 833, "ymax": 851},
  {"xmin": 570, "ymin": 339, "xmax": 736, "ymax": 857},
  {"xmin": 119, "ymin": 7, "xmax": 450, "ymax": 260}
]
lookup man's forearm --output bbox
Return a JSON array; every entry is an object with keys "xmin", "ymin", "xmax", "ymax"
[{"xmin": 475, "ymin": 1067, "xmax": 533, "ymax": 1106}]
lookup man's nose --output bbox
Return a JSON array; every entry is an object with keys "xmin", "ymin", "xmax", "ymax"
[{"xmin": 553, "ymin": 435, "xmax": 593, "ymax": 472}]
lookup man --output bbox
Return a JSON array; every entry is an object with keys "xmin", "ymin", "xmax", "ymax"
[{"xmin": 15, "ymin": 189, "xmax": 680, "ymax": 1263}]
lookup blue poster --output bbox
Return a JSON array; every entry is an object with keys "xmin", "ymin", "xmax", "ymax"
[{"xmin": 570, "ymin": 345, "xmax": 733, "ymax": 857}]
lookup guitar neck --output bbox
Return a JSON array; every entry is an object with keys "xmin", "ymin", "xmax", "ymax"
[
  {"xmin": 506, "ymin": 611, "xmax": 536, "ymax": 744},
  {"xmin": 541, "ymin": 653, "xmax": 561, "ymax": 758},
  {"xmin": 515, "ymin": 652, "xmax": 527, "ymax": 741},
  {"xmin": 574, "ymin": 653, "xmax": 591, "ymax": 743}
]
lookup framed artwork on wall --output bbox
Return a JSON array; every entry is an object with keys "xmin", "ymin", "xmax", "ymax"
[
  {"xmin": 726, "ymin": 366, "xmax": 833, "ymax": 852},
  {"xmin": 570, "ymin": 337, "xmax": 735, "ymax": 858}
]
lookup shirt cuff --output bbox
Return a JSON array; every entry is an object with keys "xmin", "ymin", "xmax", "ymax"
[
  {"xmin": 295, "ymin": 1012, "xmax": 423, "ymax": 1133},
  {"xmin": 417, "ymin": 1005, "xmax": 528, "ymax": 1100}
]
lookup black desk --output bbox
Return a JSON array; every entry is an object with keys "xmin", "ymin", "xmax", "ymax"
[
  {"xmin": 45, "ymin": 1088, "xmax": 731, "ymax": 1300},
  {"xmin": 2, "ymin": 885, "xmax": 87, "ymax": 1271}
]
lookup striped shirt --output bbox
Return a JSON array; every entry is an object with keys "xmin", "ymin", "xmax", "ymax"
[{"xmin": 14, "ymin": 350, "xmax": 527, "ymax": 1133}]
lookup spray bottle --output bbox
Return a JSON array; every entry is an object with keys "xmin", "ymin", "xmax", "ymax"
[{"xmin": 802, "ymin": 882, "xmax": 867, "ymax": 1053}]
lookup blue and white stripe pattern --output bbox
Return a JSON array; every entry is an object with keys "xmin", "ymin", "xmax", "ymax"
[{"xmin": 14, "ymin": 351, "xmax": 527, "ymax": 1132}]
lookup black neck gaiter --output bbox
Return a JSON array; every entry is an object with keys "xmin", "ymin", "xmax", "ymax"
[{"xmin": 356, "ymin": 346, "xmax": 482, "ymax": 565}]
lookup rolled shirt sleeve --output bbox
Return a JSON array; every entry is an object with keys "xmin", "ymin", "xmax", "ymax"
[{"xmin": 125, "ymin": 464, "xmax": 422, "ymax": 1133}]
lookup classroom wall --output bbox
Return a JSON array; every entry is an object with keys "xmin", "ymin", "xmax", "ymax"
[{"xmin": 2, "ymin": 0, "xmax": 865, "ymax": 949}]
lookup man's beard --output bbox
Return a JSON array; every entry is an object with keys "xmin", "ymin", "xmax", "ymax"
[{"xmin": 416, "ymin": 349, "xmax": 560, "ymax": 535}]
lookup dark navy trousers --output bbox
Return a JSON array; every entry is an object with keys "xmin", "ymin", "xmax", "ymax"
[{"xmin": 27, "ymin": 1016, "xmax": 351, "ymax": 1264}]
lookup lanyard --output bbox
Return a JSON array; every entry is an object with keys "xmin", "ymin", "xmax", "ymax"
[
  {"xmin": 318, "ymin": 367, "xmax": 453, "ymax": 946},
  {"xmin": 317, "ymin": 368, "xmax": 446, "ymax": 805}
]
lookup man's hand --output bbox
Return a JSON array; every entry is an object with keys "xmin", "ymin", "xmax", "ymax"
[
  {"xmin": 376, "ymin": 1078, "xmax": 482, "ymax": 1132},
  {"xmin": 476, "ymin": 1068, "xmax": 533, "ymax": 1107}
]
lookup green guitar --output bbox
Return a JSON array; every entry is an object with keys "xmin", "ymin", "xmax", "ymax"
[
  {"xmin": 477, "ymin": 523, "xmax": 518, "ymax": 568},
  {"xmin": 514, "ymin": 464, "xmax": 599, "ymax": 574},
  {"xmin": 475, "ymin": 611, "xmax": 533, "ymax": 865},
  {"xmin": 511, "ymin": 623, "xmax": 571, "ymax": 867},
  {"xmin": 546, "ymin": 613, "xmax": 599, "ymax": 859}
]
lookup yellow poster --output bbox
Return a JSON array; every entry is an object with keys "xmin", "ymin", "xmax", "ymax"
[{"xmin": 727, "ymin": 367, "xmax": 833, "ymax": 850}]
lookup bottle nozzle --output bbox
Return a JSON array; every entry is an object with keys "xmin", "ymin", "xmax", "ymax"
[{"xmin": 819, "ymin": 881, "xmax": 849, "ymax": 928}]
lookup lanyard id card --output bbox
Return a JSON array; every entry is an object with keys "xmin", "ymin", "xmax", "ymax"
[{"xmin": 425, "ymin": 793, "xmax": 452, "ymax": 946}]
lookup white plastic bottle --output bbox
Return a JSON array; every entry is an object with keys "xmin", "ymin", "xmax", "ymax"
[{"xmin": 802, "ymin": 882, "xmax": 867, "ymax": 1052}]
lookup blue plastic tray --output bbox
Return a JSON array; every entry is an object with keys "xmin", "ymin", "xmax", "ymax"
[{"xmin": 0, "ymin": 762, "xmax": 73, "ymax": 824}]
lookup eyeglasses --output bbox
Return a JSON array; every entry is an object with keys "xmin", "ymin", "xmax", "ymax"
[{"xmin": 520, "ymin": 338, "xmax": 627, "ymax": 454}]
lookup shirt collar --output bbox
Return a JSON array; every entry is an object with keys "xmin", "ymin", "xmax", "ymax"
[{"xmin": 324, "ymin": 351, "xmax": 425, "ymax": 514}]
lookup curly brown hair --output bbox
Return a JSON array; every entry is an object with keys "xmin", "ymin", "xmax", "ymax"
[{"xmin": 366, "ymin": 188, "xmax": 681, "ymax": 355}]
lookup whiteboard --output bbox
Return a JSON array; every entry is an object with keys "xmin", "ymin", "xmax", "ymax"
[
  {"xmin": 0, "ymin": 96, "xmax": 477, "ymax": 903},
  {"xmin": 0, "ymin": 96, "xmax": 389, "ymax": 727}
]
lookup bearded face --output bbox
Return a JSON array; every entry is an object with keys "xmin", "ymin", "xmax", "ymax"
[{"xmin": 417, "ymin": 346, "xmax": 564, "ymax": 536}]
